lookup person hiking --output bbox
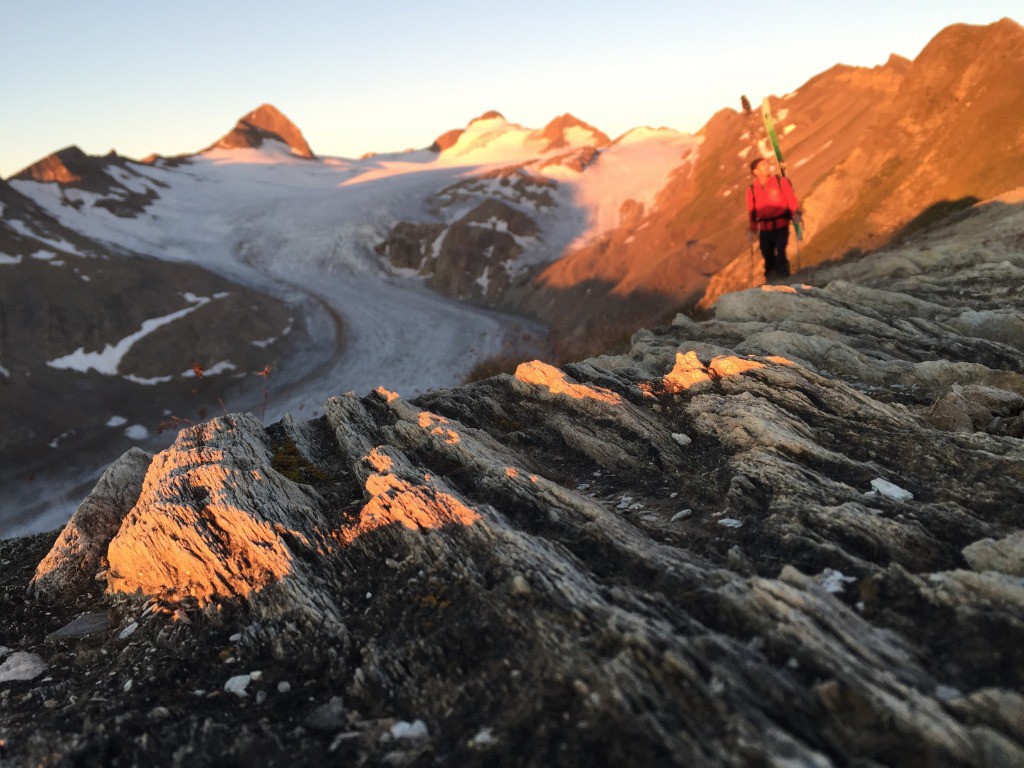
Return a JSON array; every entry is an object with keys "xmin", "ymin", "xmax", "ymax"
[{"xmin": 746, "ymin": 158, "xmax": 800, "ymax": 280}]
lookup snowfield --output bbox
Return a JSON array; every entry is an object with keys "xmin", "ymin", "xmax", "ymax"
[
  {"xmin": 11, "ymin": 142, "xmax": 546, "ymax": 420},
  {"xmin": 11, "ymin": 125, "xmax": 698, "ymax": 420}
]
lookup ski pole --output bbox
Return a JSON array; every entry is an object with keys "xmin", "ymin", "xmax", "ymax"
[
  {"xmin": 749, "ymin": 236, "xmax": 755, "ymax": 287},
  {"xmin": 794, "ymin": 229, "xmax": 801, "ymax": 275}
]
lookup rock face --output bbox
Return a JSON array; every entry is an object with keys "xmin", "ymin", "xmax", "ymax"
[
  {"xmin": 209, "ymin": 103, "xmax": 315, "ymax": 158},
  {"xmin": 520, "ymin": 17, "xmax": 1024, "ymax": 343},
  {"xmin": 11, "ymin": 146, "xmax": 162, "ymax": 215},
  {"xmin": 378, "ymin": 197, "xmax": 544, "ymax": 302},
  {"xmin": 12, "ymin": 146, "xmax": 93, "ymax": 185},
  {"xmin": 32, "ymin": 447, "xmax": 151, "ymax": 599},
  {"xmin": 1, "ymin": 197, "xmax": 1022, "ymax": 766}
]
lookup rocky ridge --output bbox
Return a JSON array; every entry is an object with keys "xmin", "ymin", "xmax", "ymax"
[
  {"xmin": 0, "ymin": 197, "xmax": 1022, "ymax": 766},
  {"xmin": 517, "ymin": 17, "xmax": 1024, "ymax": 342}
]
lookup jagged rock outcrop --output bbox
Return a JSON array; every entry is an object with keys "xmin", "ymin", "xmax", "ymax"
[
  {"xmin": 31, "ymin": 448, "xmax": 151, "ymax": 599},
  {"xmin": 11, "ymin": 146, "xmax": 161, "ymax": 215},
  {"xmin": 12, "ymin": 146, "xmax": 95, "ymax": 185},
  {"xmin": 378, "ymin": 198, "xmax": 542, "ymax": 302},
  {"xmin": 1, "ymin": 197, "xmax": 1022, "ymax": 766},
  {"xmin": 209, "ymin": 104, "xmax": 315, "ymax": 158}
]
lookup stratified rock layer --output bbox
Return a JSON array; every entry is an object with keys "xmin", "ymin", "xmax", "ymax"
[{"xmin": 8, "ymin": 199, "xmax": 1024, "ymax": 766}]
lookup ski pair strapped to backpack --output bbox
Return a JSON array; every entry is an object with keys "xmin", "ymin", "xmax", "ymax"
[{"xmin": 741, "ymin": 95, "xmax": 804, "ymax": 241}]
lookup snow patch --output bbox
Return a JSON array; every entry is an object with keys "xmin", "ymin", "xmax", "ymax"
[
  {"xmin": 106, "ymin": 165, "xmax": 159, "ymax": 196},
  {"xmin": 5, "ymin": 209, "xmax": 81, "ymax": 254},
  {"xmin": 429, "ymin": 228, "xmax": 448, "ymax": 260},
  {"xmin": 124, "ymin": 424, "xmax": 150, "ymax": 441},
  {"xmin": 47, "ymin": 294, "xmax": 212, "ymax": 375},
  {"xmin": 49, "ymin": 430, "xmax": 75, "ymax": 449},
  {"xmin": 390, "ymin": 720, "xmax": 429, "ymax": 741},
  {"xmin": 106, "ymin": 416, "xmax": 128, "ymax": 428},
  {"xmin": 183, "ymin": 360, "xmax": 236, "ymax": 378},
  {"xmin": 0, "ymin": 253, "xmax": 23, "ymax": 265},
  {"xmin": 818, "ymin": 569, "xmax": 857, "ymax": 594},
  {"xmin": 124, "ymin": 373, "xmax": 173, "ymax": 385},
  {"xmin": 867, "ymin": 478, "xmax": 914, "ymax": 501},
  {"xmin": 31, "ymin": 249, "xmax": 57, "ymax": 260},
  {"xmin": 63, "ymin": 188, "xmax": 105, "ymax": 208},
  {"xmin": 476, "ymin": 266, "xmax": 491, "ymax": 294}
]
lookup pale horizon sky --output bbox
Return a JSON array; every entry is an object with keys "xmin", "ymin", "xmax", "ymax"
[{"xmin": 1, "ymin": 1, "xmax": 1019, "ymax": 179}]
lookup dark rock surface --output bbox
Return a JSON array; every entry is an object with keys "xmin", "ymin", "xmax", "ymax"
[
  {"xmin": 379, "ymin": 198, "xmax": 544, "ymax": 303},
  {"xmin": 1, "ymin": 200, "xmax": 1022, "ymax": 766}
]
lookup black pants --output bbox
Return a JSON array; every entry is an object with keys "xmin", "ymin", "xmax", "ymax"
[{"xmin": 759, "ymin": 226, "xmax": 790, "ymax": 278}]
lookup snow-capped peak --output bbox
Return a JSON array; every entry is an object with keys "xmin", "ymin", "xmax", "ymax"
[
  {"xmin": 435, "ymin": 111, "xmax": 609, "ymax": 166},
  {"xmin": 531, "ymin": 114, "xmax": 611, "ymax": 152}
]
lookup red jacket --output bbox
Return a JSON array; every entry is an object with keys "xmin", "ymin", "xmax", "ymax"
[{"xmin": 747, "ymin": 175, "xmax": 799, "ymax": 231}]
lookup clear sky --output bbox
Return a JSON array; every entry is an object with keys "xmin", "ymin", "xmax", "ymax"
[{"xmin": 0, "ymin": 1, "xmax": 1019, "ymax": 179}]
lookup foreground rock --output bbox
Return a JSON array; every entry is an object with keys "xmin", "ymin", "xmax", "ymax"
[{"xmin": 1, "ymin": 199, "xmax": 1022, "ymax": 766}]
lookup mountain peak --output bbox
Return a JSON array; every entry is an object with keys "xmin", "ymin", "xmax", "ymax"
[
  {"xmin": 13, "ymin": 146, "xmax": 87, "ymax": 184},
  {"xmin": 210, "ymin": 104, "xmax": 314, "ymax": 158},
  {"xmin": 915, "ymin": 16, "xmax": 1024, "ymax": 67},
  {"xmin": 469, "ymin": 110, "xmax": 506, "ymax": 124},
  {"xmin": 533, "ymin": 113, "xmax": 610, "ymax": 151},
  {"xmin": 430, "ymin": 111, "xmax": 510, "ymax": 153},
  {"xmin": 13, "ymin": 146, "xmax": 97, "ymax": 185}
]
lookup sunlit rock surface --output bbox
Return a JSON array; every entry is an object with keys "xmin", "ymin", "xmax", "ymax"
[{"xmin": 2, "ymin": 199, "xmax": 1023, "ymax": 766}]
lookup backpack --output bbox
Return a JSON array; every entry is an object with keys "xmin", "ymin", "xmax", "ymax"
[{"xmin": 749, "ymin": 175, "xmax": 793, "ymax": 222}]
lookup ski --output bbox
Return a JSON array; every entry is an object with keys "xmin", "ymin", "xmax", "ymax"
[
  {"xmin": 759, "ymin": 96, "xmax": 803, "ymax": 241},
  {"xmin": 740, "ymin": 95, "xmax": 761, "ymax": 157}
]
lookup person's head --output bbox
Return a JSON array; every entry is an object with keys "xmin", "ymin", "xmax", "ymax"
[{"xmin": 750, "ymin": 158, "xmax": 770, "ymax": 179}]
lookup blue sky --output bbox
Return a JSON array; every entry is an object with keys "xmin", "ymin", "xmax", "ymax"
[{"xmin": 0, "ymin": 1, "xmax": 1019, "ymax": 178}]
